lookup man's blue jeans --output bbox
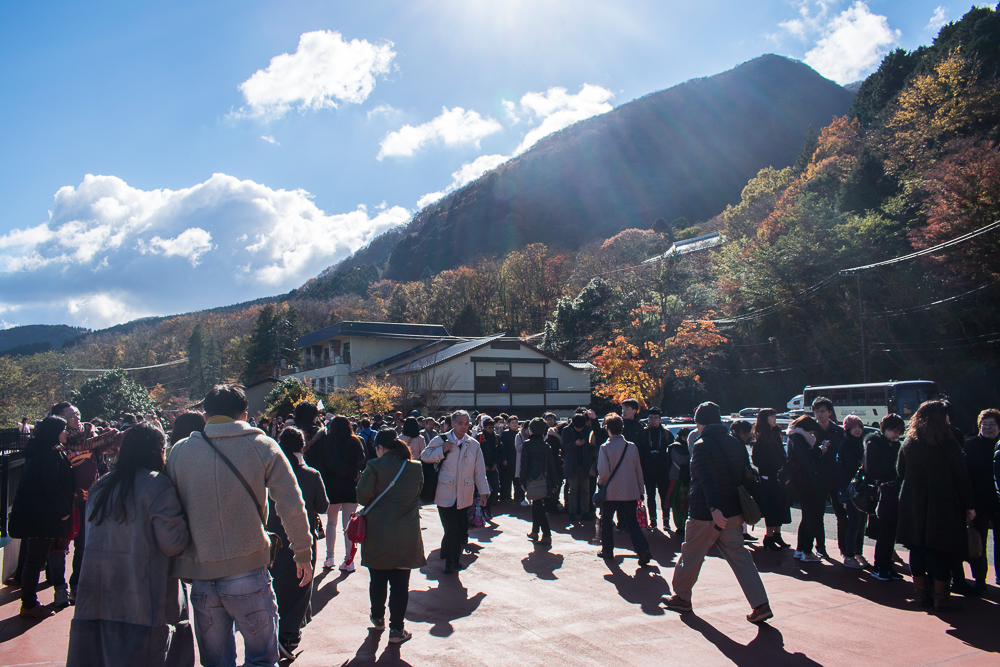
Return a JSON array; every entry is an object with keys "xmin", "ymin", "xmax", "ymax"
[{"xmin": 190, "ymin": 567, "xmax": 279, "ymax": 667}]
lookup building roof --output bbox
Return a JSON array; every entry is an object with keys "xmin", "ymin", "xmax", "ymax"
[
  {"xmin": 642, "ymin": 232, "xmax": 723, "ymax": 263},
  {"xmin": 296, "ymin": 321, "xmax": 450, "ymax": 349},
  {"xmin": 386, "ymin": 334, "xmax": 506, "ymax": 373}
]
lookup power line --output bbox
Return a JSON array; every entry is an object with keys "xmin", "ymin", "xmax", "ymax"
[
  {"xmin": 64, "ymin": 358, "xmax": 188, "ymax": 372},
  {"xmin": 715, "ymin": 350, "xmax": 863, "ymax": 375},
  {"xmin": 865, "ymin": 283, "xmax": 997, "ymax": 317},
  {"xmin": 839, "ymin": 220, "xmax": 1000, "ymax": 274}
]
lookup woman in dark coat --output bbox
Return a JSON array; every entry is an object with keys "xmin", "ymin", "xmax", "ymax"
[
  {"xmin": 751, "ymin": 409, "xmax": 791, "ymax": 551},
  {"xmin": 305, "ymin": 415, "xmax": 366, "ymax": 571},
  {"xmin": 268, "ymin": 427, "xmax": 329, "ymax": 660},
  {"xmin": 357, "ymin": 430, "xmax": 426, "ymax": 645},
  {"xmin": 66, "ymin": 423, "xmax": 193, "ymax": 667},
  {"xmin": 521, "ymin": 418, "xmax": 557, "ymax": 545},
  {"xmin": 896, "ymin": 400, "xmax": 975, "ymax": 611},
  {"xmin": 838, "ymin": 415, "xmax": 867, "ymax": 568},
  {"xmin": 863, "ymin": 414, "xmax": 905, "ymax": 582},
  {"xmin": 8, "ymin": 415, "xmax": 75, "ymax": 618},
  {"xmin": 786, "ymin": 415, "xmax": 826, "ymax": 563}
]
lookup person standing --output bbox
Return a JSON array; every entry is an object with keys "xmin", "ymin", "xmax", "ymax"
[
  {"xmin": 620, "ymin": 399, "xmax": 645, "ymax": 451},
  {"xmin": 812, "ymin": 397, "xmax": 847, "ymax": 557},
  {"xmin": 7, "ymin": 416, "xmax": 76, "ymax": 618},
  {"xmin": 595, "ymin": 414, "xmax": 652, "ymax": 565},
  {"xmin": 400, "ymin": 417, "xmax": 426, "ymax": 460},
  {"xmin": 638, "ymin": 408, "xmax": 674, "ymax": 531},
  {"xmin": 663, "ymin": 402, "xmax": 772, "ymax": 624},
  {"xmin": 66, "ymin": 423, "xmax": 193, "ymax": 667},
  {"xmin": 498, "ymin": 416, "xmax": 519, "ymax": 502},
  {"xmin": 420, "ymin": 410, "xmax": 490, "ymax": 573},
  {"xmin": 562, "ymin": 413, "xmax": 595, "ymax": 521},
  {"xmin": 959, "ymin": 408, "xmax": 1000, "ymax": 593},
  {"xmin": 514, "ymin": 421, "xmax": 531, "ymax": 506},
  {"xmin": 521, "ymin": 418, "xmax": 557, "ymax": 545},
  {"xmin": 787, "ymin": 415, "xmax": 826, "ymax": 563},
  {"xmin": 838, "ymin": 415, "xmax": 868, "ymax": 569},
  {"xmin": 357, "ymin": 431, "xmax": 426, "ymax": 646},
  {"xmin": 896, "ymin": 401, "xmax": 975, "ymax": 612},
  {"xmin": 864, "ymin": 414, "xmax": 906, "ymax": 582},
  {"xmin": 476, "ymin": 418, "xmax": 501, "ymax": 516},
  {"xmin": 167, "ymin": 385, "xmax": 313, "ymax": 667},
  {"xmin": 751, "ymin": 409, "xmax": 791, "ymax": 551},
  {"xmin": 666, "ymin": 429, "xmax": 692, "ymax": 538}
]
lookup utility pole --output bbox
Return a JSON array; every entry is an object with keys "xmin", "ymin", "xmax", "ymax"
[{"xmin": 839, "ymin": 271, "xmax": 866, "ymax": 382}]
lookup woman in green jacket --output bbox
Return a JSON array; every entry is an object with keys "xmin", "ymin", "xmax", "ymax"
[{"xmin": 357, "ymin": 429, "xmax": 426, "ymax": 645}]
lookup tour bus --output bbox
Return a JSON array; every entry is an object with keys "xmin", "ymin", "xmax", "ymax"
[{"xmin": 802, "ymin": 380, "xmax": 940, "ymax": 426}]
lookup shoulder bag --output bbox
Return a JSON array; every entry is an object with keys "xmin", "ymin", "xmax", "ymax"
[
  {"xmin": 346, "ymin": 460, "xmax": 407, "ymax": 543},
  {"xmin": 848, "ymin": 466, "xmax": 879, "ymax": 514},
  {"xmin": 592, "ymin": 444, "xmax": 628, "ymax": 508},
  {"xmin": 199, "ymin": 431, "xmax": 283, "ymax": 566},
  {"xmin": 420, "ymin": 433, "xmax": 449, "ymax": 503},
  {"xmin": 709, "ymin": 437, "xmax": 762, "ymax": 525}
]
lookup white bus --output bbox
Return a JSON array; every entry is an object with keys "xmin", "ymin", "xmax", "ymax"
[{"xmin": 802, "ymin": 380, "xmax": 940, "ymax": 426}]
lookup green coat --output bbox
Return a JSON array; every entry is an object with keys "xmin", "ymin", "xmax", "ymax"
[{"xmin": 356, "ymin": 456, "xmax": 426, "ymax": 570}]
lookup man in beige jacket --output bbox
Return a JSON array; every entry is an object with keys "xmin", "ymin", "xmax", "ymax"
[{"xmin": 167, "ymin": 385, "xmax": 313, "ymax": 665}]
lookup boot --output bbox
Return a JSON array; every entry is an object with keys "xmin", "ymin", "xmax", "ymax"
[
  {"xmin": 912, "ymin": 576, "xmax": 932, "ymax": 607},
  {"xmin": 53, "ymin": 584, "xmax": 70, "ymax": 609},
  {"xmin": 538, "ymin": 533, "xmax": 552, "ymax": 546},
  {"xmin": 934, "ymin": 579, "xmax": 961, "ymax": 612}
]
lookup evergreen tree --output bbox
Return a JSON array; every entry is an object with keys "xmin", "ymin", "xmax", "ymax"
[
  {"xmin": 451, "ymin": 303, "xmax": 483, "ymax": 336},
  {"xmin": 242, "ymin": 304, "xmax": 278, "ymax": 384},
  {"xmin": 72, "ymin": 369, "xmax": 154, "ymax": 422},
  {"xmin": 793, "ymin": 126, "xmax": 818, "ymax": 174}
]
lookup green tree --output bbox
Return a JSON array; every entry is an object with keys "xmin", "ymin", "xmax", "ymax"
[
  {"xmin": 72, "ymin": 369, "xmax": 154, "ymax": 422},
  {"xmin": 187, "ymin": 324, "xmax": 221, "ymax": 401},
  {"xmin": 264, "ymin": 377, "xmax": 318, "ymax": 419},
  {"xmin": 793, "ymin": 126, "xmax": 818, "ymax": 174},
  {"xmin": 451, "ymin": 303, "xmax": 483, "ymax": 336},
  {"xmin": 242, "ymin": 304, "xmax": 302, "ymax": 384}
]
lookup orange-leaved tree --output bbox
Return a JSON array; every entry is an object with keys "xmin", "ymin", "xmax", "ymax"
[
  {"xmin": 657, "ymin": 314, "xmax": 729, "ymax": 391},
  {"xmin": 590, "ymin": 332, "xmax": 660, "ymax": 409},
  {"xmin": 354, "ymin": 374, "xmax": 404, "ymax": 415}
]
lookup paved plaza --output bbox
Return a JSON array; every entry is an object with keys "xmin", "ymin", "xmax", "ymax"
[{"xmin": 0, "ymin": 503, "xmax": 997, "ymax": 666}]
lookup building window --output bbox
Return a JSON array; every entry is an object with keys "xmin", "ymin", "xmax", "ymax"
[
  {"xmin": 545, "ymin": 378, "xmax": 558, "ymax": 391},
  {"xmin": 342, "ymin": 342, "xmax": 351, "ymax": 365}
]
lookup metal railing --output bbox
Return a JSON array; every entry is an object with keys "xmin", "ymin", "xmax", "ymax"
[{"xmin": 0, "ymin": 429, "xmax": 28, "ymax": 539}]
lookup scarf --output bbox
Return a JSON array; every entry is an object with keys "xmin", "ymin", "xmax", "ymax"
[{"xmin": 787, "ymin": 426, "xmax": 816, "ymax": 447}]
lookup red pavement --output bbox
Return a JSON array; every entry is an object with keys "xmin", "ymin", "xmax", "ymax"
[{"xmin": 1, "ymin": 503, "xmax": 998, "ymax": 666}]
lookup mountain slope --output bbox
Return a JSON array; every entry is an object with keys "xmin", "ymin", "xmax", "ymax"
[{"xmin": 374, "ymin": 54, "xmax": 853, "ymax": 281}]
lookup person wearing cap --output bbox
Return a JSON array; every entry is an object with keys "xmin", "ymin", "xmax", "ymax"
[
  {"xmin": 639, "ymin": 407, "xmax": 674, "ymax": 531},
  {"xmin": 663, "ymin": 402, "xmax": 773, "ymax": 624},
  {"xmin": 521, "ymin": 418, "xmax": 557, "ymax": 545}
]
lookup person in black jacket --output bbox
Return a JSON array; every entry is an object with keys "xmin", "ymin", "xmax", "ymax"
[
  {"xmin": 476, "ymin": 418, "xmax": 500, "ymax": 516},
  {"xmin": 959, "ymin": 408, "xmax": 1000, "ymax": 592},
  {"xmin": 838, "ymin": 415, "xmax": 867, "ymax": 569},
  {"xmin": 638, "ymin": 408, "xmax": 674, "ymax": 531},
  {"xmin": 787, "ymin": 415, "xmax": 826, "ymax": 563},
  {"xmin": 7, "ymin": 416, "xmax": 76, "ymax": 618},
  {"xmin": 521, "ymin": 418, "xmax": 557, "ymax": 545},
  {"xmin": 751, "ymin": 409, "xmax": 790, "ymax": 551},
  {"xmin": 812, "ymin": 396, "xmax": 846, "ymax": 558},
  {"xmin": 663, "ymin": 403, "xmax": 772, "ymax": 624},
  {"xmin": 864, "ymin": 414, "xmax": 905, "ymax": 582},
  {"xmin": 498, "ymin": 417, "xmax": 519, "ymax": 502}
]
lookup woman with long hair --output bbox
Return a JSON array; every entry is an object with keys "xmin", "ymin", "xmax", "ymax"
[
  {"xmin": 787, "ymin": 415, "xmax": 826, "ymax": 563},
  {"xmin": 167, "ymin": 411, "xmax": 205, "ymax": 458},
  {"xmin": 66, "ymin": 422, "xmax": 193, "ymax": 667},
  {"xmin": 305, "ymin": 414, "xmax": 366, "ymax": 572},
  {"xmin": 751, "ymin": 409, "xmax": 791, "ymax": 551},
  {"xmin": 896, "ymin": 401, "xmax": 975, "ymax": 611},
  {"xmin": 357, "ymin": 430, "xmax": 426, "ymax": 645},
  {"xmin": 399, "ymin": 417, "xmax": 426, "ymax": 459},
  {"xmin": 8, "ymin": 416, "xmax": 75, "ymax": 618},
  {"xmin": 268, "ymin": 427, "xmax": 329, "ymax": 660}
]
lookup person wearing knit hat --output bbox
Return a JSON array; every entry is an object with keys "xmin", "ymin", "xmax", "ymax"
[
  {"xmin": 694, "ymin": 401, "xmax": 722, "ymax": 426},
  {"xmin": 838, "ymin": 414, "xmax": 868, "ymax": 569},
  {"xmin": 521, "ymin": 418, "xmax": 556, "ymax": 545}
]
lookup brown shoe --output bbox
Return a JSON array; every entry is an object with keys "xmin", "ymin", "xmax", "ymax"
[
  {"xmin": 19, "ymin": 603, "xmax": 54, "ymax": 619},
  {"xmin": 747, "ymin": 603, "xmax": 773, "ymax": 624},
  {"xmin": 934, "ymin": 580, "xmax": 961, "ymax": 612}
]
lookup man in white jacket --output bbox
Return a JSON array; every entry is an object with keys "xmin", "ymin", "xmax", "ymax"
[{"xmin": 420, "ymin": 410, "xmax": 490, "ymax": 573}]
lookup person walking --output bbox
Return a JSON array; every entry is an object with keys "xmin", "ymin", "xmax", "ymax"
[
  {"xmin": 864, "ymin": 414, "xmax": 906, "ymax": 582},
  {"xmin": 961, "ymin": 408, "xmax": 1000, "ymax": 592},
  {"xmin": 663, "ymin": 402, "xmax": 772, "ymax": 624},
  {"xmin": 838, "ymin": 415, "xmax": 868, "ymax": 569},
  {"xmin": 751, "ymin": 409, "xmax": 791, "ymax": 551},
  {"xmin": 166, "ymin": 385, "xmax": 313, "ymax": 667},
  {"xmin": 358, "ymin": 430, "xmax": 426, "ymax": 645},
  {"xmin": 595, "ymin": 414, "xmax": 652, "ymax": 565},
  {"xmin": 7, "ymin": 416, "xmax": 76, "ymax": 618},
  {"xmin": 639, "ymin": 408, "xmax": 674, "ymax": 531},
  {"xmin": 896, "ymin": 401, "xmax": 975, "ymax": 612},
  {"xmin": 521, "ymin": 418, "xmax": 557, "ymax": 545},
  {"xmin": 420, "ymin": 410, "xmax": 490, "ymax": 573},
  {"xmin": 787, "ymin": 415, "xmax": 827, "ymax": 563},
  {"xmin": 66, "ymin": 423, "xmax": 194, "ymax": 667},
  {"xmin": 268, "ymin": 427, "xmax": 329, "ymax": 660},
  {"xmin": 306, "ymin": 415, "xmax": 367, "ymax": 572}
]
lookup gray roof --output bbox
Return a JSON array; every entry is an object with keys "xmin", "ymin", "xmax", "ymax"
[
  {"xmin": 296, "ymin": 321, "xmax": 450, "ymax": 349},
  {"xmin": 386, "ymin": 334, "xmax": 505, "ymax": 373},
  {"xmin": 642, "ymin": 232, "xmax": 723, "ymax": 263}
]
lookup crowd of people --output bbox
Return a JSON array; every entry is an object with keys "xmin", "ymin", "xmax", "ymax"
[{"xmin": 4, "ymin": 386, "xmax": 999, "ymax": 666}]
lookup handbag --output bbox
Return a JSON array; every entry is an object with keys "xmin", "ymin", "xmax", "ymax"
[
  {"xmin": 593, "ymin": 445, "xmax": 628, "ymax": 508},
  {"xmin": 636, "ymin": 499, "xmax": 650, "ymax": 530},
  {"xmin": 468, "ymin": 491, "xmax": 486, "ymax": 529},
  {"xmin": 347, "ymin": 459, "xmax": 408, "ymax": 543},
  {"xmin": 708, "ymin": 438, "xmax": 762, "ymax": 525},
  {"xmin": 968, "ymin": 524, "xmax": 983, "ymax": 560},
  {"xmin": 848, "ymin": 466, "xmax": 879, "ymax": 515},
  {"xmin": 199, "ymin": 431, "xmax": 283, "ymax": 566},
  {"xmin": 525, "ymin": 475, "xmax": 548, "ymax": 501}
]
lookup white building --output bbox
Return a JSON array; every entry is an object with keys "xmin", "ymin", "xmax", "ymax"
[{"xmin": 286, "ymin": 321, "xmax": 592, "ymax": 417}]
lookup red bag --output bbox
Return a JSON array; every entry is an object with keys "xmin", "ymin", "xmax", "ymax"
[
  {"xmin": 346, "ymin": 513, "xmax": 366, "ymax": 543},
  {"xmin": 636, "ymin": 500, "xmax": 650, "ymax": 530}
]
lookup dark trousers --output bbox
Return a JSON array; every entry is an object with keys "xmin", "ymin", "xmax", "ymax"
[
  {"xmin": 531, "ymin": 499, "xmax": 550, "ymax": 537},
  {"xmin": 911, "ymin": 545, "xmax": 958, "ymax": 583},
  {"xmin": 485, "ymin": 469, "xmax": 500, "ymax": 512},
  {"xmin": 369, "ymin": 568, "xmax": 411, "ymax": 631},
  {"xmin": 69, "ymin": 497, "xmax": 86, "ymax": 591},
  {"xmin": 600, "ymin": 500, "xmax": 650, "ymax": 556},
  {"xmin": 438, "ymin": 504, "xmax": 470, "ymax": 566},
  {"xmin": 20, "ymin": 537, "xmax": 56, "ymax": 608},
  {"xmin": 546, "ymin": 472, "xmax": 563, "ymax": 513},
  {"xmin": 797, "ymin": 494, "xmax": 825, "ymax": 553},
  {"xmin": 819, "ymin": 489, "xmax": 848, "ymax": 554},
  {"xmin": 270, "ymin": 539, "xmax": 316, "ymax": 647},
  {"xmin": 873, "ymin": 518, "xmax": 897, "ymax": 573},
  {"xmin": 644, "ymin": 471, "xmax": 670, "ymax": 526},
  {"xmin": 498, "ymin": 465, "xmax": 514, "ymax": 501},
  {"xmin": 513, "ymin": 477, "xmax": 524, "ymax": 503},
  {"xmin": 841, "ymin": 488, "xmax": 865, "ymax": 558}
]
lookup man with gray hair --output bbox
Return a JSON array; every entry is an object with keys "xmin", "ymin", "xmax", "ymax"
[{"xmin": 420, "ymin": 410, "xmax": 490, "ymax": 573}]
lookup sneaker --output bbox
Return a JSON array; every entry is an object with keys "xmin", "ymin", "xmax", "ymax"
[
  {"xmin": 799, "ymin": 551, "xmax": 821, "ymax": 563},
  {"xmin": 662, "ymin": 594, "xmax": 693, "ymax": 613},
  {"xmin": 339, "ymin": 560, "xmax": 356, "ymax": 573},
  {"xmin": 888, "ymin": 570, "xmax": 904, "ymax": 581},
  {"xmin": 793, "ymin": 550, "xmax": 804, "ymax": 560},
  {"xmin": 843, "ymin": 557, "xmax": 864, "ymax": 570},
  {"xmin": 369, "ymin": 614, "xmax": 386, "ymax": 630},
  {"xmin": 521, "ymin": 500, "xmax": 530, "ymax": 507},
  {"xmin": 596, "ymin": 550, "xmax": 613, "ymax": 560},
  {"xmin": 871, "ymin": 569, "xmax": 892, "ymax": 581},
  {"xmin": 815, "ymin": 548, "xmax": 829, "ymax": 559},
  {"xmin": 855, "ymin": 555, "xmax": 870, "ymax": 568},
  {"xmin": 323, "ymin": 556, "xmax": 337, "ymax": 569},
  {"xmin": 747, "ymin": 603, "xmax": 774, "ymax": 624},
  {"xmin": 388, "ymin": 628, "xmax": 412, "ymax": 644},
  {"xmin": 19, "ymin": 603, "xmax": 54, "ymax": 618},
  {"xmin": 277, "ymin": 640, "xmax": 296, "ymax": 661}
]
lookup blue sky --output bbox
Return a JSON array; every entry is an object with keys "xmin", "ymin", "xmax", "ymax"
[{"xmin": 0, "ymin": 0, "xmax": 987, "ymax": 329}]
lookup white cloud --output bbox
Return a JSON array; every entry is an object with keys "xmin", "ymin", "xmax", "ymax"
[
  {"xmin": 367, "ymin": 104, "xmax": 400, "ymax": 119},
  {"xmin": 801, "ymin": 1, "xmax": 899, "ymax": 84},
  {"xmin": 514, "ymin": 84, "xmax": 614, "ymax": 154},
  {"xmin": 415, "ymin": 154, "xmax": 509, "ymax": 209},
  {"xmin": 926, "ymin": 6, "xmax": 948, "ymax": 31},
  {"xmin": 237, "ymin": 30, "xmax": 395, "ymax": 120},
  {"xmin": 0, "ymin": 173, "xmax": 412, "ymax": 327},
  {"xmin": 501, "ymin": 99, "xmax": 521, "ymax": 123},
  {"xmin": 378, "ymin": 107, "xmax": 502, "ymax": 159},
  {"xmin": 416, "ymin": 191, "xmax": 446, "ymax": 209},
  {"xmin": 261, "ymin": 135, "xmax": 279, "ymax": 145}
]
